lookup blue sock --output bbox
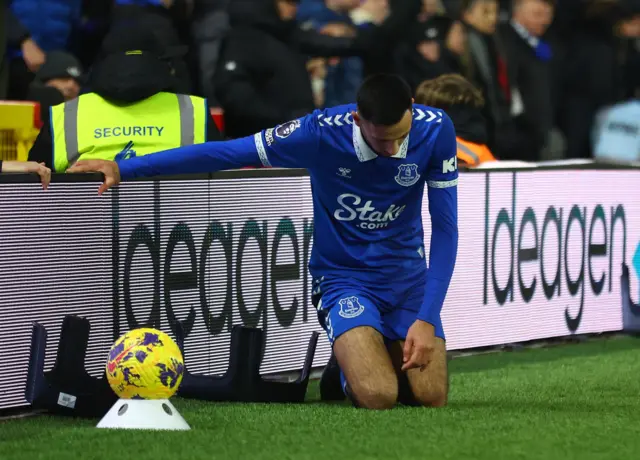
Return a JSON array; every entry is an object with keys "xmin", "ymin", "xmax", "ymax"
[{"xmin": 340, "ymin": 370, "xmax": 348, "ymax": 396}]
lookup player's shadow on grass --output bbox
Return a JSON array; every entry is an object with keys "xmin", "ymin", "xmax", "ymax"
[{"xmin": 449, "ymin": 336, "xmax": 640, "ymax": 375}]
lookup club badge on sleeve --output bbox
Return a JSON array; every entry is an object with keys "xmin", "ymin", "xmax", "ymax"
[{"xmin": 275, "ymin": 119, "xmax": 301, "ymax": 139}]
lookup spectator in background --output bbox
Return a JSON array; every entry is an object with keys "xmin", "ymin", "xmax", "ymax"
[
  {"xmin": 416, "ymin": 73, "xmax": 497, "ymax": 167},
  {"xmin": 559, "ymin": 0, "xmax": 640, "ymax": 159},
  {"xmin": 215, "ymin": 0, "xmax": 323, "ymax": 138},
  {"xmin": 110, "ymin": 0, "xmax": 194, "ymax": 93},
  {"xmin": 298, "ymin": 0, "xmax": 363, "ymax": 106},
  {"xmin": 319, "ymin": 22, "xmax": 361, "ymax": 106},
  {"xmin": 215, "ymin": 0, "xmax": 421, "ymax": 139},
  {"xmin": 418, "ymin": 0, "xmax": 446, "ymax": 21},
  {"xmin": 592, "ymin": 98, "xmax": 640, "ymax": 163},
  {"xmin": 499, "ymin": 0, "xmax": 558, "ymax": 161},
  {"xmin": 1, "ymin": 4, "xmax": 9, "ymax": 98},
  {"xmin": 402, "ymin": 0, "xmax": 447, "ymax": 77},
  {"xmin": 69, "ymin": 0, "xmax": 113, "ymax": 71},
  {"xmin": 28, "ymin": 27, "xmax": 221, "ymax": 171},
  {"xmin": 358, "ymin": 0, "xmax": 423, "ymax": 76},
  {"xmin": 460, "ymin": 0, "xmax": 521, "ymax": 160},
  {"xmin": 6, "ymin": 0, "xmax": 82, "ymax": 100},
  {"xmin": 397, "ymin": 15, "xmax": 465, "ymax": 93},
  {"xmin": 441, "ymin": 19, "xmax": 469, "ymax": 74},
  {"xmin": 26, "ymin": 51, "xmax": 83, "ymax": 126},
  {"xmin": 307, "ymin": 57, "xmax": 329, "ymax": 107},
  {"xmin": 350, "ymin": 0, "xmax": 389, "ymax": 26},
  {"xmin": 190, "ymin": 0, "xmax": 230, "ymax": 106}
]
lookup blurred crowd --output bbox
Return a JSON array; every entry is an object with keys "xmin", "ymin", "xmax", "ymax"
[{"xmin": 1, "ymin": 0, "xmax": 639, "ymax": 163}]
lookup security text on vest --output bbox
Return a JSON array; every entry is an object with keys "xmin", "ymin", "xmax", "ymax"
[{"xmin": 94, "ymin": 126, "xmax": 165, "ymax": 139}]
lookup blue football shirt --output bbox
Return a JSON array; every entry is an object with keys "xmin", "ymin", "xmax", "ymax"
[{"xmin": 117, "ymin": 104, "xmax": 459, "ymax": 325}]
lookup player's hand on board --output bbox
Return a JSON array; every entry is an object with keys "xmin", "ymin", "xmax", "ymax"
[
  {"xmin": 402, "ymin": 320, "xmax": 436, "ymax": 372},
  {"xmin": 67, "ymin": 159, "xmax": 121, "ymax": 195},
  {"xmin": 1, "ymin": 161, "xmax": 51, "ymax": 189}
]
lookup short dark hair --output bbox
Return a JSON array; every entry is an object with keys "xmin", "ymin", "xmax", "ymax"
[{"xmin": 356, "ymin": 74, "xmax": 413, "ymax": 126}]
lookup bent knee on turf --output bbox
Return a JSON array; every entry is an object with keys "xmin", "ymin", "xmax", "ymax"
[
  {"xmin": 333, "ymin": 326, "xmax": 399, "ymax": 410},
  {"xmin": 412, "ymin": 385, "xmax": 448, "ymax": 408},
  {"xmin": 351, "ymin": 379, "xmax": 398, "ymax": 410}
]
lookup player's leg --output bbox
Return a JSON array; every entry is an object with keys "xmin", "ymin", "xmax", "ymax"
[
  {"xmin": 387, "ymin": 337, "xmax": 449, "ymax": 407},
  {"xmin": 382, "ymin": 278, "xmax": 449, "ymax": 407},
  {"xmin": 314, "ymin": 279, "xmax": 398, "ymax": 410},
  {"xmin": 333, "ymin": 325, "xmax": 398, "ymax": 410}
]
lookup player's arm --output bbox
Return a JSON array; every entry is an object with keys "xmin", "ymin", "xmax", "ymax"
[
  {"xmin": 116, "ymin": 115, "xmax": 321, "ymax": 179},
  {"xmin": 68, "ymin": 114, "xmax": 322, "ymax": 192},
  {"xmin": 418, "ymin": 114, "xmax": 459, "ymax": 327},
  {"xmin": 116, "ymin": 135, "xmax": 261, "ymax": 180}
]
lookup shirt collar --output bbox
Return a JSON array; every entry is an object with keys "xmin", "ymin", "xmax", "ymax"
[
  {"xmin": 352, "ymin": 124, "xmax": 409, "ymax": 162},
  {"xmin": 511, "ymin": 20, "xmax": 539, "ymax": 48}
]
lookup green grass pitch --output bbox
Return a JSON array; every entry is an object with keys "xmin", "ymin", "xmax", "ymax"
[{"xmin": 1, "ymin": 336, "xmax": 640, "ymax": 460}]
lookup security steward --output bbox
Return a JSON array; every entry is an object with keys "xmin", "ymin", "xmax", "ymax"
[
  {"xmin": 415, "ymin": 73, "xmax": 497, "ymax": 167},
  {"xmin": 28, "ymin": 27, "xmax": 222, "ymax": 171}
]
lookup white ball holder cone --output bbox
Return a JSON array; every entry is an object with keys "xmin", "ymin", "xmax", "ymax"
[{"xmin": 96, "ymin": 399, "xmax": 190, "ymax": 431}]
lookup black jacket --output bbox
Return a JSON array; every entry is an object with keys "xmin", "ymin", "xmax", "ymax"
[
  {"xmin": 2, "ymin": 5, "xmax": 31, "ymax": 98},
  {"xmin": 396, "ymin": 16, "xmax": 461, "ymax": 94},
  {"xmin": 396, "ymin": 45, "xmax": 451, "ymax": 95},
  {"xmin": 215, "ymin": 0, "xmax": 421, "ymax": 139},
  {"xmin": 29, "ymin": 49, "xmax": 221, "ymax": 168},
  {"xmin": 463, "ymin": 23, "xmax": 512, "ymax": 129},
  {"xmin": 110, "ymin": 2, "xmax": 193, "ymax": 93},
  {"xmin": 448, "ymin": 105, "xmax": 490, "ymax": 147},
  {"xmin": 357, "ymin": 0, "xmax": 423, "ymax": 77},
  {"xmin": 462, "ymin": 22, "xmax": 529, "ymax": 160},
  {"xmin": 27, "ymin": 83, "xmax": 65, "ymax": 128},
  {"xmin": 499, "ymin": 23, "xmax": 554, "ymax": 161},
  {"xmin": 214, "ymin": 0, "xmax": 323, "ymax": 138}
]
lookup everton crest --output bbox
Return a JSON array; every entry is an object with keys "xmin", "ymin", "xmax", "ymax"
[
  {"xmin": 395, "ymin": 164, "xmax": 421, "ymax": 187},
  {"xmin": 338, "ymin": 296, "xmax": 365, "ymax": 319}
]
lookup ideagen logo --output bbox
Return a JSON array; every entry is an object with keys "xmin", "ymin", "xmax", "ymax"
[
  {"xmin": 483, "ymin": 174, "xmax": 627, "ymax": 333},
  {"xmin": 333, "ymin": 193, "xmax": 406, "ymax": 230},
  {"xmin": 634, "ymin": 244, "xmax": 640, "ymax": 306},
  {"xmin": 112, "ymin": 186, "xmax": 315, "ymax": 342},
  {"xmin": 621, "ymin": 242, "xmax": 640, "ymax": 317}
]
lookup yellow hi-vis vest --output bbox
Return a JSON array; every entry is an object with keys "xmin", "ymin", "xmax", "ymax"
[{"xmin": 51, "ymin": 92, "xmax": 207, "ymax": 172}]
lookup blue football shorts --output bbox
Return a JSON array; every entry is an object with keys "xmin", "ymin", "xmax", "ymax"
[{"xmin": 312, "ymin": 274, "xmax": 445, "ymax": 345}]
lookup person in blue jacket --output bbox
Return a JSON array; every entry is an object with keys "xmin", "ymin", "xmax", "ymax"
[
  {"xmin": 7, "ymin": 0, "xmax": 82, "ymax": 99},
  {"xmin": 297, "ymin": 0, "xmax": 363, "ymax": 106}
]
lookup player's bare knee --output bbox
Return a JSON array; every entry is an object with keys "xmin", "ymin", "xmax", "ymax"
[
  {"xmin": 333, "ymin": 326, "xmax": 398, "ymax": 410},
  {"xmin": 421, "ymin": 391, "xmax": 448, "ymax": 408},
  {"xmin": 352, "ymin": 378, "xmax": 398, "ymax": 410},
  {"xmin": 413, "ymin": 384, "xmax": 448, "ymax": 408}
]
